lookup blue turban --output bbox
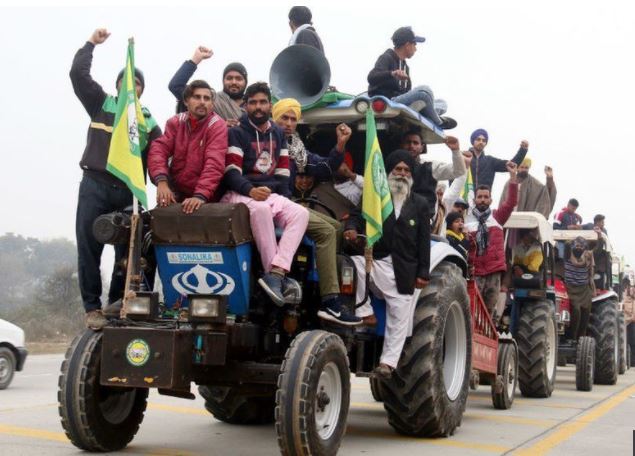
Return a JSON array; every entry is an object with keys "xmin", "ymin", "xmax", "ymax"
[{"xmin": 470, "ymin": 129, "xmax": 489, "ymax": 145}]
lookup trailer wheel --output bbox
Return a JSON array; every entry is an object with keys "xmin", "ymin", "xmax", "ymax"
[
  {"xmin": 369, "ymin": 377, "xmax": 384, "ymax": 402},
  {"xmin": 575, "ymin": 336, "xmax": 595, "ymax": 391},
  {"xmin": 381, "ymin": 261, "xmax": 471, "ymax": 437},
  {"xmin": 198, "ymin": 386, "xmax": 275, "ymax": 424},
  {"xmin": 58, "ymin": 330, "xmax": 148, "ymax": 452},
  {"xmin": 588, "ymin": 298, "xmax": 619, "ymax": 385},
  {"xmin": 276, "ymin": 330, "xmax": 350, "ymax": 456},
  {"xmin": 618, "ymin": 312, "xmax": 627, "ymax": 375},
  {"xmin": 516, "ymin": 299, "xmax": 557, "ymax": 398},
  {"xmin": 0, "ymin": 347, "xmax": 16, "ymax": 390},
  {"xmin": 492, "ymin": 342, "xmax": 518, "ymax": 409}
]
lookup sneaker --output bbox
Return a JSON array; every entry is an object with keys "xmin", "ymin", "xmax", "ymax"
[
  {"xmin": 258, "ymin": 273, "xmax": 285, "ymax": 306},
  {"xmin": 439, "ymin": 116, "xmax": 457, "ymax": 130},
  {"xmin": 85, "ymin": 309, "xmax": 107, "ymax": 331},
  {"xmin": 317, "ymin": 296, "xmax": 362, "ymax": 326}
]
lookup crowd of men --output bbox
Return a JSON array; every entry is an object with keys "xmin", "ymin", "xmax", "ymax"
[{"xmin": 71, "ymin": 7, "xmax": 604, "ymax": 378}]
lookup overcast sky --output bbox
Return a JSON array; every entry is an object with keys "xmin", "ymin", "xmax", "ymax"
[{"xmin": 1, "ymin": 1, "xmax": 634, "ymax": 263}]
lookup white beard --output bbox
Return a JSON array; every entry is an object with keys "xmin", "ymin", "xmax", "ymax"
[{"xmin": 388, "ymin": 174, "xmax": 412, "ymax": 218}]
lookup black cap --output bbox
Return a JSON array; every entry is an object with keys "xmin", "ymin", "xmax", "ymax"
[
  {"xmin": 392, "ymin": 26, "xmax": 425, "ymax": 47},
  {"xmin": 223, "ymin": 62, "xmax": 248, "ymax": 82},
  {"xmin": 289, "ymin": 6, "xmax": 312, "ymax": 26},
  {"xmin": 454, "ymin": 198, "xmax": 469, "ymax": 209},
  {"xmin": 385, "ymin": 149, "xmax": 416, "ymax": 175},
  {"xmin": 116, "ymin": 67, "xmax": 145, "ymax": 92}
]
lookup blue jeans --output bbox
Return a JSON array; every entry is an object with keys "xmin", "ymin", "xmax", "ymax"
[
  {"xmin": 392, "ymin": 85, "xmax": 443, "ymax": 126},
  {"xmin": 75, "ymin": 175, "xmax": 132, "ymax": 312}
]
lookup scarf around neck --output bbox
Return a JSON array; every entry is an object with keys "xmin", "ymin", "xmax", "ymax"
[
  {"xmin": 289, "ymin": 24, "xmax": 312, "ymax": 46},
  {"xmin": 472, "ymin": 206, "xmax": 492, "ymax": 256},
  {"xmin": 287, "ymin": 132, "xmax": 308, "ymax": 173}
]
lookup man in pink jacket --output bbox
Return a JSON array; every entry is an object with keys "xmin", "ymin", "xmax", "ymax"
[
  {"xmin": 465, "ymin": 162, "xmax": 518, "ymax": 316},
  {"xmin": 148, "ymin": 80, "xmax": 228, "ymax": 213}
]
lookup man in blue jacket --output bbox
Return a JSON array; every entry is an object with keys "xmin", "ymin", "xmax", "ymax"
[{"xmin": 272, "ymin": 98, "xmax": 361, "ymax": 325}]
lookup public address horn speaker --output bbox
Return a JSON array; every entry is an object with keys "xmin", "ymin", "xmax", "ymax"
[{"xmin": 269, "ymin": 44, "xmax": 331, "ymax": 108}]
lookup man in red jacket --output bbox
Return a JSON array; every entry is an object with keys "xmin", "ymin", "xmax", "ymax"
[
  {"xmin": 464, "ymin": 162, "xmax": 518, "ymax": 316},
  {"xmin": 148, "ymin": 80, "xmax": 228, "ymax": 213}
]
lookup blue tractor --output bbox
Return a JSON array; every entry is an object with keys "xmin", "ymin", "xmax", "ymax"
[{"xmin": 58, "ymin": 46, "xmax": 472, "ymax": 455}]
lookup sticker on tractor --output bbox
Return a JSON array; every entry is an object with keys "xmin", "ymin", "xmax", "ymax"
[
  {"xmin": 172, "ymin": 264, "xmax": 236, "ymax": 296},
  {"xmin": 126, "ymin": 339, "xmax": 151, "ymax": 367},
  {"xmin": 167, "ymin": 251, "xmax": 224, "ymax": 265}
]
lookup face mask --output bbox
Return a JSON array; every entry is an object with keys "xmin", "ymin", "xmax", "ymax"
[{"xmin": 572, "ymin": 248, "xmax": 584, "ymax": 258}]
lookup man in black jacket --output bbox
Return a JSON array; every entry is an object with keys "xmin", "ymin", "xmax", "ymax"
[
  {"xmin": 70, "ymin": 28, "xmax": 162, "ymax": 330},
  {"xmin": 469, "ymin": 128, "xmax": 529, "ymax": 189},
  {"xmin": 288, "ymin": 6, "xmax": 324, "ymax": 53},
  {"xmin": 368, "ymin": 26, "xmax": 455, "ymax": 129},
  {"xmin": 343, "ymin": 149, "xmax": 431, "ymax": 378}
]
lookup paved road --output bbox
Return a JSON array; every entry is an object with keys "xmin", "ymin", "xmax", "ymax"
[{"xmin": 1, "ymin": 354, "xmax": 634, "ymax": 455}]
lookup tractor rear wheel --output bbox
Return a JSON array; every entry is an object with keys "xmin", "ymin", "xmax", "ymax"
[
  {"xmin": 588, "ymin": 298, "xmax": 619, "ymax": 385},
  {"xmin": 199, "ymin": 386, "xmax": 275, "ymax": 424}
]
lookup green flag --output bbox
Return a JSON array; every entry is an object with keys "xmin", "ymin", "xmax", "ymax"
[
  {"xmin": 461, "ymin": 167, "xmax": 474, "ymax": 204},
  {"xmin": 362, "ymin": 109, "xmax": 393, "ymax": 246},
  {"xmin": 106, "ymin": 39, "xmax": 148, "ymax": 208}
]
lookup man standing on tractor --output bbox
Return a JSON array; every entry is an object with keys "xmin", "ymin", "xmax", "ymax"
[
  {"xmin": 564, "ymin": 236, "xmax": 596, "ymax": 341},
  {"xmin": 288, "ymin": 6, "xmax": 324, "ymax": 53},
  {"xmin": 168, "ymin": 45, "xmax": 247, "ymax": 127},
  {"xmin": 343, "ymin": 149, "xmax": 431, "ymax": 379},
  {"xmin": 465, "ymin": 162, "xmax": 519, "ymax": 316},
  {"xmin": 271, "ymin": 98, "xmax": 361, "ymax": 325},
  {"xmin": 500, "ymin": 158, "xmax": 553, "ymax": 218},
  {"xmin": 223, "ymin": 82, "xmax": 310, "ymax": 306},
  {"xmin": 148, "ymin": 80, "xmax": 228, "ymax": 214},
  {"xmin": 468, "ymin": 129, "xmax": 528, "ymax": 189},
  {"xmin": 70, "ymin": 28, "xmax": 162, "ymax": 330},
  {"xmin": 367, "ymin": 27, "xmax": 456, "ymax": 129}
]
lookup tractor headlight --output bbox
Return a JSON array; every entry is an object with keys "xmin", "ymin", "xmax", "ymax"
[
  {"xmin": 561, "ymin": 310, "xmax": 571, "ymax": 323},
  {"xmin": 124, "ymin": 291, "xmax": 159, "ymax": 320},
  {"xmin": 354, "ymin": 99, "xmax": 369, "ymax": 114},
  {"xmin": 189, "ymin": 294, "xmax": 227, "ymax": 323}
]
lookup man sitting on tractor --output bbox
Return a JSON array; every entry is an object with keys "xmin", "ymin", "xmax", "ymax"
[
  {"xmin": 148, "ymin": 80, "xmax": 228, "ymax": 214},
  {"xmin": 272, "ymin": 98, "xmax": 361, "ymax": 325},
  {"xmin": 222, "ymin": 82, "xmax": 310, "ymax": 306},
  {"xmin": 512, "ymin": 229, "xmax": 544, "ymax": 275},
  {"xmin": 564, "ymin": 236, "xmax": 596, "ymax": 341},
  {"xmin": 343, "ymin": 149, "xmax": 431, "ymax": 379},
  {"xmin": 465, "ymin": 162, "xmax": 518, "ymax": 317}
]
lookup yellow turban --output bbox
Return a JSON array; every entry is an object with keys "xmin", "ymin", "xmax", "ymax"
[
  {"xmin": 272, "ymin": 98, "xmax": 302, "ymax": 122},
  {"xmin": 521, "ymin": 157, "xmax": 532, "ymax": 168}
]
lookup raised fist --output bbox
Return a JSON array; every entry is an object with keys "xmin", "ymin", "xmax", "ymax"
[{"xmin": 89, "ymin": 28, "xmax": 111, "ymax": 45}]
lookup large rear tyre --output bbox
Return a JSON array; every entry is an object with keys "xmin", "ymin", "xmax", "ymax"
[
  {"xmin": 381, "ymin": 262, "xmax": 471, "ymax": 437},
  {"xmin": 575, "ymin": 336, "xmax": 595, "ymax": 391},
  {"xmin": 516, "ymin": 299, "xmax": 557, "ymax": 398},
  {"xmin": 0, "ymin": 347, "xmax": 16, "ymax": 390},
  {"xmin": 628, "ymin": 323, "xmax": 635, "ymax": 368},
  {"xmin": 618, "ymin": 312, "xmax": 627, "ymax": 375},
  {"xmin": 276, "ymin": 330, "xmax": 350, "ymax": 456},
  {"xmin": 198, "ymin": 386, "xmax": 275, "ymax": 424},
  {"xmin": 492, "ymin": 342, "xmax": 518, "ymax": 410},
  {"xmin": 588, "ymin": 298, "xmax": 619, "ymax": 385},
  {"xmin": 369, "ymin": 377, "xmax": 384, "ymax": 402},
  {"xmin": 58, "ymin": 330, "xmax": 148, "ymax": 452}
]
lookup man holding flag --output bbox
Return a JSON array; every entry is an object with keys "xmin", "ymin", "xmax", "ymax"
[
  {"xmin": 70, "ymin": 28, "xmax": 161, "ymax": 330},
  {"xmin": 343, "ymin": 111, "xmax": 431, "ymax": 379}
]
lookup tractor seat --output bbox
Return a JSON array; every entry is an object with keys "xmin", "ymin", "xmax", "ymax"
[{"xmin": 151, "ymin": 203, "xmax": 253, "ymax": 246}]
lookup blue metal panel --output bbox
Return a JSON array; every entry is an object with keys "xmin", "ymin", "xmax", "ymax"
[
  {"xmin": 154, "ymin": 244, "xmax": 252, "ymax": 316},
  {"xmin": 371, "ymin": 296, "xmax": 387, "ymax": 337}
]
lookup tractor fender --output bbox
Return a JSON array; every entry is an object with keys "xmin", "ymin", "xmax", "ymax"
[
  {"xmin": 592, "ymin": 290, "xmax": 618, "ymax": 303},
  {"xmin": 430, "ymin": 240, "xmax": 468, "ymax": 277}
]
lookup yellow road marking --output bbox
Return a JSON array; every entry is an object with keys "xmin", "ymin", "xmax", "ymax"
[
  {"xmin": 513, "ymin": 384, "xmax": 635, "ymax": 455},
  {"xmin": 0, "ymin": 423, "xmax": 195, "ymax": 455},
  {"xmin": 0, "ymin": 403, "xmax": 57, "ymax": 413},
  {"xmin": 346, "ymin": 425, "xmax": 511, "ymax": 453},
  {"xmin": 148, "ymin": 402, "xmax": 209, "ymax": 416},
  {"xmin": 0, "ymin": 423, "xmax": 67, "ymax": 442}
]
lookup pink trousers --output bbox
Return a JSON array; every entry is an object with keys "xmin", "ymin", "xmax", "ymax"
[{"xmin": 221, "ymin": 191, "xmax": 309, "ymax": 273}]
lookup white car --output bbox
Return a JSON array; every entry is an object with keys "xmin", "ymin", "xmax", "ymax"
[{"xmin": 0, "ymin": 319, "xmax": 28, "ymax": 389}]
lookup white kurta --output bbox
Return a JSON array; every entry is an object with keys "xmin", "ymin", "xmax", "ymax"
[{"xmin": 351, "ymin": 255, "xmax": 420, "ymax": 368}]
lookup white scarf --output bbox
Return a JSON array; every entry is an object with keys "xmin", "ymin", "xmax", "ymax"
[{"xmin": 289, "ymin": 24, "xmax": 312, "ymax": 46}]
